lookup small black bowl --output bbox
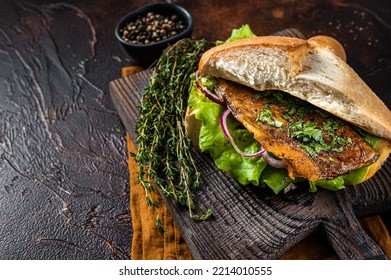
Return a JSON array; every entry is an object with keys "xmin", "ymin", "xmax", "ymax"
[{"xmin": 115, "ymin": 3, "xmax": 193, "ymax": 67}]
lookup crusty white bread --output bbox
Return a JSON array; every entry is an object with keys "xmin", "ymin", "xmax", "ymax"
[
  {"xmin": 198, "ymin": 36, "xmax": 391, "ymax": 140},
  {"xmin": 185, "ymin": 107, "xmax": 200, "ymax": 148},
  {"xmin": 307, "ymin": 35, "xmax": 346, "ymax": 63}
]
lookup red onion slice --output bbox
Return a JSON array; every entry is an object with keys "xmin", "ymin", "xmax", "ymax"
[
  {"xmin": 220, "ymin": 109, "xmax": 287, "ymax": 168},
  {"xmin": 195, "ymin": 70, "xmax": 200, "ymax": 80},
  {"xmin": 195, "ymin": 70, "xmax": 200, "ymax": 79},
  {"xmin": 262, "ymin": 152, "xmax": 287, "ymax": 168},
  {"xmin": 195, "ymin": 71, "xmax": 287, "ymax": 169},
  {"xmin": 194, "ymin": 71, "xmax": 225, "ymax": 105},
  {"xmin": 220, "ymin": 109, "xmax": 266, "ymax": 158}
]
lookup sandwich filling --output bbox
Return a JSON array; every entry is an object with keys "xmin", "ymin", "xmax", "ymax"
[
  {"xmin": 215, "ymin": 79, "xmax": 378, "ymax": 182},
  {"xmin": 188, "ymin": 73, "xmax": 381, "ymax": 194}
]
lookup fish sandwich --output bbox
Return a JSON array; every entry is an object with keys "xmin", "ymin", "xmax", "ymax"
[{"xmin": 185, "ymin": 35, "xmax": 391, "ymax": 194}]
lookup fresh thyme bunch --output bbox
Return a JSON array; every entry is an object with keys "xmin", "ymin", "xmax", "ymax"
[{"xmin": 134, "ymin": 39, "xmax": 212, "ymax": 232}]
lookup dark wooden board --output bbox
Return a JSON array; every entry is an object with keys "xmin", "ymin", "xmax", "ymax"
[{"xmin": 109, "ymin": 46, "xmax": 391, "ymax": 259}]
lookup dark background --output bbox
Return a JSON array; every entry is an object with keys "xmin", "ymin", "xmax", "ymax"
[{"xmin": 0, "ymin": 0, "xmax": 390, "ymax": 259}]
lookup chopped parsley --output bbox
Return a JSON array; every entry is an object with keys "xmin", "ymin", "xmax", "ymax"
[
  {"xmin": 256, "ymin": 104, "xmax": 283, "ymax": 127},
  {"xmin": 255, "ymin": 90, "xmax": 354, "ymax": 157}
]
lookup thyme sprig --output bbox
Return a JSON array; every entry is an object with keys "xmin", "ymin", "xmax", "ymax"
[{"xmin": 134, "ymin": 39, "xmax": 212, "ymax": 230}]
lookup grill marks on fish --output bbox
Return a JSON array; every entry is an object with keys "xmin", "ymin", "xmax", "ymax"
[{"xmin": 215, "ymin": 79, "xmax": 378, "ymax": 181}]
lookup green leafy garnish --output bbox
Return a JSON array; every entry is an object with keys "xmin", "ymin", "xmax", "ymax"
[
  {"xmin": 256, "ymin": 104, "xmax": 283, "ymax": 128},
  {"xmin": 216, "ymin": 24, "xmax": 256, "ymax": 46}
]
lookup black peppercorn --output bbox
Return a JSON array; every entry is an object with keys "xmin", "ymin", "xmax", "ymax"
[{"xmin": 120, "ymin": 11, "xmax": 186, "ymax": 45}]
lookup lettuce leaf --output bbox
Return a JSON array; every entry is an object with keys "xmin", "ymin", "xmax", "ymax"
[
  {"xmin": 216, "ymin": 24, "xmax": 256, "ymax": 46},
  {"xmin": 260, "ymin": 166, "xmax": 298, "ymax": 194},
  {"xmin": 190, "ymin": 79, "xmax": 267, "ymax": 186}
]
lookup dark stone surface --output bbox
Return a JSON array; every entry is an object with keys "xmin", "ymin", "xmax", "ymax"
[{"xmin": 0, "ymin": 0, "xmax": 134, "ymax": 259}]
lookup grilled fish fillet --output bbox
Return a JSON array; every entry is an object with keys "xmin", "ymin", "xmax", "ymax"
[{"xmin": 215, "ymin": 79, "xmax": 378, "ymax": 181}]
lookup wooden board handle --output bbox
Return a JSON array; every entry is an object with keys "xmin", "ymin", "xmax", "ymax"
[{"xmin": 322, "ymin": 191, "xmax": 386, "ymax": 259}]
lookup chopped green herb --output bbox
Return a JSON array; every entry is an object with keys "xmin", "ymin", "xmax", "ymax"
[
  {"xmin": 301, "ymin": 144, "xmax": 316, "ymax": 156},
  {"xmin": 274, "ymin": 119, "xmax": 284, "ymax": 128},
  {"xmin": 254, "ymin": 90, "xmax": 358, "ymax": 157},
  {"xmin": 332, "ymin": 146, "xmax": 344, "ymax": 153},
  {"xmin": 289, "ymin": 121, "xmax": 329, "ymax": 156},
  {"xmin": 256, "ymin": 104, "xmax": 284, "ymax": 128},
  {"xmin": 323, "ymin": 119, "xmax": 341, "ymax": 132}
]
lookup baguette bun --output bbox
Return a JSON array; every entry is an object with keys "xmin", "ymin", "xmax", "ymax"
[
  {"xmin": 307, "ymin": 35, "xmax": 346, "ymax": 63},
  {"xmin": 198, "ymin": 36, "xmax": 391, "ymax": 140}
]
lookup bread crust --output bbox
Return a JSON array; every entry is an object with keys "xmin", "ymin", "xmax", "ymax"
[
  {"xmin": 197, "ymin": 36, "xmax": 391, "ymax": 140},
  {"xmin": 308, "ymin": 35, "xmax": 346, "ymax": 62},
  {"xmin": 199, "ymin": 36, "xmax": 309, "ymax": 78}
]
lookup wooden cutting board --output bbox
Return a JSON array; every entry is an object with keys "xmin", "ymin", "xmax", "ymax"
[{"xmin": 109, "ymin": 30, "xmax": 391, "ymax": 260}]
